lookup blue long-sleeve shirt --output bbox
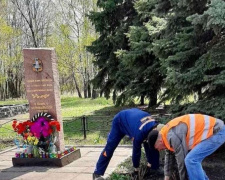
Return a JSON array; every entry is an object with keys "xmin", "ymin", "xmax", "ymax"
[{"xmin": 117, "ymin": 108, "xmax": 158, "ymax": 167}]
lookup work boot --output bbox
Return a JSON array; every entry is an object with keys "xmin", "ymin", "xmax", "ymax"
[{"xmin": 93, "ymin": 173, "xmax": 104, "ymax": 180}]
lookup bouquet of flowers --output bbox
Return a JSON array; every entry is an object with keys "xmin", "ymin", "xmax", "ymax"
[{"xmin": 12, "ymin": 112, "xmax": 61, "ymax": 158}]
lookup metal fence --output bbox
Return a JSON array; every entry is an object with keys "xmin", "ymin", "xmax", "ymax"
[
  {"xmin": 62, "ymin": 113, "xmax": 171, "ymax": 145},
  {"xmin": 63, "ymin": 115, "xmax": 115, "ymax": 145}
]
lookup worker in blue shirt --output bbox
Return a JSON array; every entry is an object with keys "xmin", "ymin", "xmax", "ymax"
[{"xmin": 93, "ymin": 108, "xmax": 162, "ymax": 180}]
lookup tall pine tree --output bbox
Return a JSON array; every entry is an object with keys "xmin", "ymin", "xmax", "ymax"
[
  {"xmin": 88, "ymin": 0, "xmax": 164, "ymax": 107},
  {"xmin": 115, "ymin": 0, "xmax": 164, "ymax": 107},
  {"xmin": 151, "ymin": 0, "xmax": 225, "ymax": 118},
  {"xmin": 88, "ymin": 0, "xmax": 139, "ymax": 102}
]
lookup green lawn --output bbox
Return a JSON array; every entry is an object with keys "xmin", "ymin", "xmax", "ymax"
[
  {"xmin": 0, "ymin": 98, "xmax": 28, "ymax": 105},
  {"xmin": 0, "ymin": 95, "xmax": 120, "ymax": 117},
  {"xmin": 61, "ymin": 96, "xmax": 116, "ymax": 117},
  {"xmin": 60, "ymin": 96, "xmax": 129, "ymax": 145}
]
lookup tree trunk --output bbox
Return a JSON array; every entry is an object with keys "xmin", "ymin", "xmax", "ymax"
[
  {"xmin": 197, "ymin": 89, "xmax": 202, "ymax": 100},
  {"xmin": 88, "ymin": 83, "xmax": 91, "ymax": 98},
  {"xmin": 0, "ymin": 85, "xmax": 2, "ymax": 100},
  {"xmin": 148, "ymin": 90, "xmax": 157, "ymax": 108},
  {"xmin": 140, "ymin": 95, "xmax": 145, "ymax": 105},
  {"xmin": 83, "ymin": 82, "xmax": 87, "ymax": 98},
  {"xmin": 72, "ymin": 73, "xmax": 82, "ymax": 98},
  {"xmin": 92, "ymin": 89, "xmax": 97, "ymax": 99},
  {"xmin": 113, "ymin": 90, "xmax": 116, "ymax": 104},
  {"xmin": 18, "ymin": 78, "xmax": 22, "ymax": 97},
  {"xmin": 92, "ymin": 87, "xmax": 98, "ymax": 99}
]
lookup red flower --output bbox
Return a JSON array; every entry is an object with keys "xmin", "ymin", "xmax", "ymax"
[
  {"xmin": 48, "ymin": 128, "xmax": 53, "ymax": 135},
  {"xmin": 12, "ymin": 120, "xmax": 31, "ymax": 135},
  {"xmin": 56, "ymin": 123, "xmax": 60, "ymax": 131},
  {"xmin": 26, "ymin": 121, "xmax": 33, "ymax": 127},
  {"xmin": 49, "ymin": 120, "xmax": 61, "ymax": 131}
]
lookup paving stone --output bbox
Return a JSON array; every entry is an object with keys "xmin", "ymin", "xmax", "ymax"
[
  {"xmin": 0, "ymin": 147, "xmax": 132, "ymax": 180},
  {"xmin": 73, "ymin": 173, "xmax": 93, "ymax": 180},
  {"xmin": 34, "ymin": 167, "xmax": 57, "ymax": 173},
  {"xmin": 41, "ymin": 172, "xmax": 77, "ymax": 180},
  {"xmin": 0, "ymin": 161, "xmax": 13, "ymax": 167},
  {"xmin": 12, "ymin": 171, "xmax": 47, "ymax": 180},
  {"xmin": 113, "ymin": 150, "xmax": 132, "ymax": 156},
  {"xmin": 1, "ymin": 166, "xmax": 34, "ymax": 172},
  {"xmin": 84, "ymin": 151, "xmax": 101, "ymax": 157},
  {"xmin": 47, "ymin": 166, "xmax": 87, "ymax": 173},
  {"xmin": 66, "ymin": 160, "xmax": 96, "ymax": 167},
  {"xmin": 0, "ymin": 171, "xmax": 46, "ymax": 180},
  {"xmin": 1, "ymin": 151, "xmax": 15, "ymax": 156},
  {"xmin": 0, "ymin": 157, "xmax": 12, "ymax": 161},
  {"xmin": 0, "ymin": 171, "xmax": 27, "ymax": 180},
  {"xmin": 81, "ymin": 166, "xmax": 95, "ymax": 173}
]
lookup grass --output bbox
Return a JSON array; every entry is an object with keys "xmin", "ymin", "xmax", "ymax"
[
  {"xmin": 0, "ymin": 121, "xmax": 18, "ymax": 150},
  {"xmin": 0, "ymin": 98, "xmax": 28, "ymax": 105},
  {"xmin": 61, "ymin": 96, "xmax": 116, "ymax": 117},
  {"xmin": 60, "ymin": 96, "xmax": 130, "ymax": 145}
]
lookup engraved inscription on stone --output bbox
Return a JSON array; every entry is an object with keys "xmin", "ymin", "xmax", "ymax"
[{"xmin": 26, "ymin": 78, "xmax": 54, "ymax": 112}]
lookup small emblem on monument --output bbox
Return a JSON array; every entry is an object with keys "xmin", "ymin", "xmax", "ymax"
[{"xmin": 33, "ymin": 58, "xmax": 43, "ymax": 72}]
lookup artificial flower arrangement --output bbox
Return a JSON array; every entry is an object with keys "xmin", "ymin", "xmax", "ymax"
[{"xmin": 12, "ymin": 112, "xmax": 64, "ymax": 158}]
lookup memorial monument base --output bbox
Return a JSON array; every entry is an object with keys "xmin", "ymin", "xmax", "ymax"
[{"xmin": 12, "ymin": 149, "xmax": 81, "ymax": 167}]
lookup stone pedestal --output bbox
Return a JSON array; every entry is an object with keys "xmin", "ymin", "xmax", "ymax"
[{"xmin": 23, "ymin": 48, "xmax": 64, "ymax": 151}]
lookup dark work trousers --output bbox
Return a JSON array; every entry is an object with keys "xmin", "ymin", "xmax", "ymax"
[
  {"xmin": 143, "ymin": 142, "xmax": 159, "ymax": 169},
  {"xmin": 94, "ymin": 115, "xmax": 125, "ymax": 175}
]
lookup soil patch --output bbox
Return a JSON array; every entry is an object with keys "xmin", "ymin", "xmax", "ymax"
[
  {"xmin": 147, "ymin": 149, "xmax": 225, "ymax": 180},
  {"xmin": 203, "ymin": 150, "xmax": 225, "ymax": 180}
]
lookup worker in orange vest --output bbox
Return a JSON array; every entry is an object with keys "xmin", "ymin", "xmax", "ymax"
[{"xmin": 147, "ymin": 114, "xmax": 225, "ymax": 180}]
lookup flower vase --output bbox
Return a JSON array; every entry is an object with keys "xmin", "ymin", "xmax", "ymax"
[
  {"xmin": 27, "ymin": 145, "xmax": 33, "ymax": 154},
  {"xmin": 49, "ymin": 142, "xmax": 57, "ymax": 154},
  {"xmin": 33, "ymin": 146, "xmax": 39, "ymax": 158}
]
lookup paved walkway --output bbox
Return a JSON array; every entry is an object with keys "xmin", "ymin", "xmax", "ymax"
[{"xmin": 0, "ymin": 146, "xmax": 132, "ymax": 180}]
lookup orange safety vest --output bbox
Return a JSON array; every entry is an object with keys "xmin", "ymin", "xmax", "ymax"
[{"xmin": 160, "ymin": 114, "xmax": 216, "ymax": 152}]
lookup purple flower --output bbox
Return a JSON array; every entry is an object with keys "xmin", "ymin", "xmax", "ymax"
[{"xmin": 30, "ymin": 117, "xmax": 50, "ymax": 138}]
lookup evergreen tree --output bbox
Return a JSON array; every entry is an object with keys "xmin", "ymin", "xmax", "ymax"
[
  {"xmin": 115, "ymin": 0, "xmax": 164, "ymax": 107},
  {"xmin": 87, "ymin": 0, "xmax": 138, "ymax": 101},
  {"xmin": 88, "ymin": 0, "xmax": 225, "ymax": 117},
  {"xmin": 151, "ymin": 0, "xmax": 225, "ymax": 118},
  {"xmin": 88, "ymin": 0, "xmax": 164, "ymax": 107}
]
